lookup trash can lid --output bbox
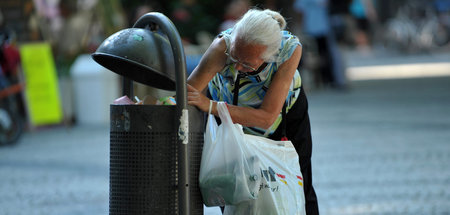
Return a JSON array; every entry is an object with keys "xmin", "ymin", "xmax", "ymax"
[{"xmin": 92, "ymin": 28, "xmax": 176, "ymax": 91}]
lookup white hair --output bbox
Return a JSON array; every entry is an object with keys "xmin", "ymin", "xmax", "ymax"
[{"xmin": 231, "ymin": 9, "xmax": 286, "ymax": 62}]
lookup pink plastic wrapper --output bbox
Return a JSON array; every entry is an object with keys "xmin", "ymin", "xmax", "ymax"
[{"xmin": 113, "ymin": 96, "xmax": 134, "ymax": 105}]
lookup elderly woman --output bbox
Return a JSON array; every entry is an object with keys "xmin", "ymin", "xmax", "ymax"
[{"xmin": 187, "ymin": 8, "xmax": 319, "ymax": 214}]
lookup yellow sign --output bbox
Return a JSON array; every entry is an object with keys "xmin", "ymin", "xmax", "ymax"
[{"xmin": 20, "ymin": 43, "xmax": 63, "ymax": 126}]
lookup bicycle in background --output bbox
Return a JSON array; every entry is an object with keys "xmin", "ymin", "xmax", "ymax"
[
  {"xmin": 0, "ymin": 30, "xmax": 24, "ymax": 145},
  {"xmin": 384, "ymin": 0, "xmax": 450, "ymax": 53}
]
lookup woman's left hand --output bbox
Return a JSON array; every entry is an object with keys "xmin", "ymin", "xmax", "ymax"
[{"xmin": 187, "ymin": 84, "xmax": 210, "ymax": 112}]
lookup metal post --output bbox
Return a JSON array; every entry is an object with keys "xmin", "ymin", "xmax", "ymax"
[
  {"xmin": 122, "ymin": 77, "xmax": 133, "ymax": 98},
  {"xmin": 133, "ymin": 13, "xmax": 189, "ymax": 215}
]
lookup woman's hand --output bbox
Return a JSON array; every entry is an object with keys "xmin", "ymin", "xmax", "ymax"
[{"xmin": 187, "ymin": 84, "xmax": 211, "ymax": 113}]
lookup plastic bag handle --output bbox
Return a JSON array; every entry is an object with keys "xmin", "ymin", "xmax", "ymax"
[
  {"xmin": 217, "ymin": 102, "xmax": 233, "ymax": 125},
  {"xmin": 208, "ymin": 100, "xmax": 213, "ymax": 116}
]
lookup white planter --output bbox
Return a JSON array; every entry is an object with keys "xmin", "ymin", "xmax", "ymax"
[{"xmin": 70, "ymin": 54, "xmax": 120, "ymax": 125}]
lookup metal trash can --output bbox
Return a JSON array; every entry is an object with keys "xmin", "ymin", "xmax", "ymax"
[
  {"xmin": 92, "ymin": 12, "xmax": 204, "ymax": 215},
  {"xmin": 109, "ymin": 104, "xmax": 204, "ymax": 215}
]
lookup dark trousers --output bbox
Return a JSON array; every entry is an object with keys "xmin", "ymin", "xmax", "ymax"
[
  {"xmin": 315, "ymin": 35, "xmax": 334, "ymax": 86},
  {"xmin": 270, "ymin": 87, "xmax": 319, "ymax": 215}
]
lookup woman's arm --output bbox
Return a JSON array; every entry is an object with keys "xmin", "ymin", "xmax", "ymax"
[
  {"xmin": 226, "ymin": 45, "xmax": 302, "ymax": 129},
  {"xmin": 188, "ymin": 45, "xmax": 303, "ymax": 129},
  {"xmin": 187, "ymin": 37, "xmax": 227, "ymax": 91},
  {"xmin": 187, "ymin": 36, "xmax": 227, "ymax": 113}
]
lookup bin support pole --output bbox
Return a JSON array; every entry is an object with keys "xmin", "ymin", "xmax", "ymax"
[
  {"xmin": 133, "ymin": 13, "xmax": 189, "ymax": 215},
  {"xmin": 122, "ymin": 77, "xmax": 133, "ymax": 98}
]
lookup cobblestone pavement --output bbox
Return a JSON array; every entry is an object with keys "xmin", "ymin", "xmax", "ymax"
[
  {"xmin": 1, "ymin": 73, "xmax": 449, "ymax": 214},
  {"xmin": 308, "ymin": 77, "xmax": 450, "ymax": 215},
  {"xmin": 0, "ymin": 125, "xmax": 110, "ymax": 215}
]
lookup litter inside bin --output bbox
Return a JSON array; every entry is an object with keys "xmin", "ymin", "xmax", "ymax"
[
  {"xmin": 113, "ymin": 95, "xmax": 176, "ymax": 105},
  {"xmin": 156, "ymin": 96, "xmax": 176, "ymax": 105},
  {"xmin": 113, "ymin": 95, "xmax": 135, "ymax": 104}
]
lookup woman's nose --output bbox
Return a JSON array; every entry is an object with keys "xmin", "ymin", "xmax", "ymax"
[
  {"xmin": 234, "ymin": 63, "xmax": 249, "ymax": 72},
  {"xmin": 234, "ymin": 63, "xmax": 244, "ymax": 71}
]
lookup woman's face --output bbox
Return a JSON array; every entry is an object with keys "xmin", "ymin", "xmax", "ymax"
[{"xmin": 228, "ymin": 39, "xmax": 267, "ymax": 72}]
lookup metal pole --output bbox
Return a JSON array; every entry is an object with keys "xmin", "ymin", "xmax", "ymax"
[
  {"xmin": 133, "ymin": 12, "xmax": 189, "ymax": 215},
  {"xmin": 122, "ymin": 77, "xmax": 133, "ymax": 98}
]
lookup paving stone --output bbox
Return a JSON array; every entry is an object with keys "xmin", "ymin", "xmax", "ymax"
[
  {"xmin": 309, "ymin": 77, "xmax": 450, "ymax": 215},
  {"xmin": 1, "ymin": 59, "xmax": 449, "ymax": 214}
]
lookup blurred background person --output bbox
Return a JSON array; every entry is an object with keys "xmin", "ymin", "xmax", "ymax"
[
  {"xmin": 294, "ymin": 0, "xmax": 348, "ymax": 90},
  {"xmin": 349, "ymin": 0, "xmax": 378, "ymax": 52},
  {"xmin": 218, "ymin": 0, "xmax": 250, "ymax": 33},
  {"xmin": 328, "ymin": 0, "xmax": 353, "ymax": 45},
  {"xmin": 328, "ymin": 0, "xmax": 351, "ymax": 89},
  {"xmin": 170, "ymin": 0, "xmax": 216, "ymax": 76},
  {"xmin": 170, "ymin": 0, "xmax": 217, "ymax": 45}
]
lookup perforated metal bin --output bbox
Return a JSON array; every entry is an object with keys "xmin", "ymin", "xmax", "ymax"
[
  {"xmin": 109, "ymin": 104, "xmax": 204, "ymax": 215},
  {"xmin": 92, "ymin": 12, "xmax": 204, "ymax": 214}
]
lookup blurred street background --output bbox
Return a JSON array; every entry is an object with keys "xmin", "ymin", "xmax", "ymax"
[{"xmin": 1, "ymin": 0, "xmax": 450, "ymax": 214}]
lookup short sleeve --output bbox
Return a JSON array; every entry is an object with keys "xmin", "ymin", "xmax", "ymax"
[{"xmin": 276, "ymin": 31, "xmax": 301, "ymax": 65}]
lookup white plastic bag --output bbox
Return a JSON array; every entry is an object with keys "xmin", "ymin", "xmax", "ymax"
[
  {"xmin": 224, "ymin": 134, "xmax": 306, "ymax": 215},
  {"xmin": 199, "ymin": 102, "xmax": 261, "ymax": 206},
  {"xmin": 200, "ymin": 102, "xmax": 306, "ymax": 215}
]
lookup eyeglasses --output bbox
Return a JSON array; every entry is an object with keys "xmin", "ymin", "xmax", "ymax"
[{"xmin": 224, "ymin": 49, "xmax": 259, "ymax": 72}]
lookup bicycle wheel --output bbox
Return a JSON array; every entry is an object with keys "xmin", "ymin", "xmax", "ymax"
[{"xmin": 0, "ymin": 107, "xmax": 23, "ymax": 145}]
